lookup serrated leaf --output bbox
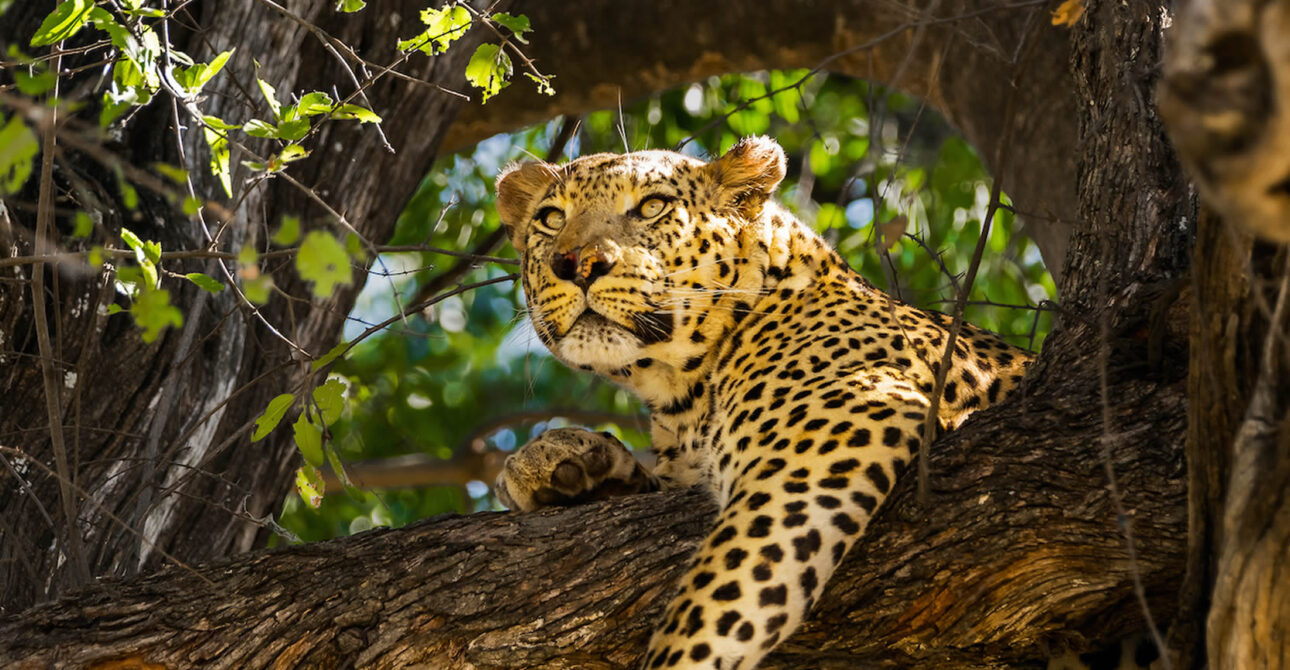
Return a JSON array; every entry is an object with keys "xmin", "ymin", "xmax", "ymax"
[
  {"xmin": 311, "ymin": 341, "xmax": 348, "ymax": 371},
  {"xmin": 257, "ymin": 77, "xmax": 282, "ymax": 119},
  {"xmin": 330, "ymin": 104, "xmax": 380, "ymax": 123},
  {"xmin": 294, "ymin": 465, "xmax": 324, "ymax": 508},
  {"xmin": 185, "ymin": 272, "xmax": 225, "ymax": 293},
  {"xmin": 465, "ymin": 43, "xmax": 512, "ymax": 103},
  {"xmin": 296, "ymin": 231, "xmax": 352, "ymax": 297},
  {"xmin": 490, "ymin": 13, "xmax": 531, "ymax": 43},
  {"xmin": 130, "ymin": 288, "xmax": 183, "ymax": 342},
  {"xmin": 312, "ymin": 378, "xmax": 345, "ymax": 427},
  {"xmin": 297, "ymin": 92, "xmax": 335, "ymax": 116},
  {"xmin": 0, "ymin": 115, "xmax": 38, "ymax": 195},
  {"xmin": 293, "ymin": 413, "xmax": 325, "ymax": 467},
  {"xmin": 253, "ymin": 393, "xmax": 295, "ymax": 442},
  {"xmin": 273, "ymin": 215, "xmax": 300, "ymax": 246},
  {"xmin": 336, "ymin": 0, "xmax": 365, "ymax": 12},
  {"xmin": 31, "ymin": 0, "xmax": 94, "ymax": 46}
]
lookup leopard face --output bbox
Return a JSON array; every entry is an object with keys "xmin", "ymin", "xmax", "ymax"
[{"xmin": 496, "ymin": 143, "xmax": 783, "ymax": 387}]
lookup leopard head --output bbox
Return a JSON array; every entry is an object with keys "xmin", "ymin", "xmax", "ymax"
[{"xmin": 496, "ymin": 137, "xmax": 787, "ymax": 380}]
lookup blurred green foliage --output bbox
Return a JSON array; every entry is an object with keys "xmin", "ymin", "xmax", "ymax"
[{"xmin": 276, "ymin": 71, "xmax": 1055, "ymax": 544}]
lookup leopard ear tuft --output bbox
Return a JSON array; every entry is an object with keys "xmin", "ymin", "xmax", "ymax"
[
  {"xmin": 708, "ymin": 136, "xmax": 787, "ymax": 218},
  {"xmin": 496, "ymin": 161, "xmax": 560, "ymax": 253}
]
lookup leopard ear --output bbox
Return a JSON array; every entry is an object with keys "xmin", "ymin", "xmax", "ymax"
[
  {"xmin": 496, "ymin": 161, "xmax": 559, "ymax": 253},
  {"xmin": 708, "ymin": 136, "xmax": 787, "ymax": 218}
]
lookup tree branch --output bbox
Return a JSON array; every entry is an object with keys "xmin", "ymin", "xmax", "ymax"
[{"xmin": 0, "ymin": 325, "xmax": 1187, "ymax": 668}]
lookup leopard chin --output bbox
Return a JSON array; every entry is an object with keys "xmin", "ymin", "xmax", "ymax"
[{"xmin": 552, "ymin": 309, "xmax": 674, "ymax": 369}]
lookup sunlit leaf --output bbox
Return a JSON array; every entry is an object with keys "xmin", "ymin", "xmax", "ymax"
[
  {"xmin": 297, "ymin": 91, "xmax": 335, "ymax": 116},
  {"xmin": 397, "ymin": 5, "xmax": 471, "ymax": 55},
  {"xmin": 31, "ymin": 0, "xmax": 94, "ymax": 46},
  {"xmin": 311, "ymin": 341, "xmax": 348, "ymax": 371},
  {"xmin": 297, "ymin": 231, "xmax": 352, "ymax": 297},
  {"xmin": 312, "ymin": 378, "xmax": 346, "ymax": 427},
  {"xmin": 253, "ymin": 393, "xmax": 295, "ymax": 442},
  {"xmin": 185, "ymin": 272, "xmax": 225, "ymax": 293},
  {"xmin": 293, "ymin": 414, "xmax": 325, "ymax": 467},
  {"xmin": 490, "ymin": 12, "xmax": 531, "ymax": 43},
  {"xmin": 465, "ymin": 43, "xmax": 512, "ymax": 103},
  {"xmin": 273, "ymin": 215, "xmax": 301, "ymax": 246},
  {"xmin": 0, "ymin": 115, "xmax": 38, "ymax": 195},
  {"xmin": 257, "ymin": 77, "xmax": 282, "ymax": 119},
  {"xmin": 336, "ymin": 0, "xmax": 366, "ymax": 12},
  {"xmin": 130, "ymin": 288, "xmax": 183, "ymax": 342},
  {"xmin": 331, "ymin": 104, "xmax": 381, "ymax": 123},
  {"xmin": 294, "ymin": 465, "xmax": 324, "ymax": 508}
]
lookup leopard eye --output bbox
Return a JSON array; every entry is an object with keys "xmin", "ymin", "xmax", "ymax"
[
  {"xmin": 537, "ymin": 207, "xmax": 565, "ymax": 229},
  {"xmin": 636, "ymin": 196, "xmax": 670, "ymax": 219}
]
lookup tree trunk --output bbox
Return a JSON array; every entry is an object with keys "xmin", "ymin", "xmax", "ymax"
[
  {"xmin": 0, "ymin": 329, "xmax": 1187, "ymax": 667},
  {"xmin": 0, "ymin": 0, "xmax": 498, "ymax": 612}
]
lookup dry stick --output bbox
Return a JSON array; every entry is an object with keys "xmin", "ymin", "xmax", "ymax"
[
  {"xmin": 915, "ymin": 3, "xmax": 1043, "ymax": 504},
  {"xmin": 28, "ymin": 50, "xmax": 93, "ymax": 590}
]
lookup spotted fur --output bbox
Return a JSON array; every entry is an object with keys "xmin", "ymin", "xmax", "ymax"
[{"xmin": 494, "ymin": 137, "xmax": 1034, "ymax": 669}]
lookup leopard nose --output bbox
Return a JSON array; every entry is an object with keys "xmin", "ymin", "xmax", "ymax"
[{"xmin": 551, "ymin": 245, "xmax": 616, "ymax": 287}]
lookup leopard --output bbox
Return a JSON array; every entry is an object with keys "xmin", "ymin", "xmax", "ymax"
[{"xmin": 492, "ymin": 136, "xmax": 1034, "ymax": 669}]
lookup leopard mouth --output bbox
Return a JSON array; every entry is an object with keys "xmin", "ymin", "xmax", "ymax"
[{"xmin": 567, "ymin": 309, "xmax": 674, "ymax": 345}]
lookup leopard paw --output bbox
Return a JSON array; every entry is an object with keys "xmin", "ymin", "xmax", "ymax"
[{"xmin": 494, "ymin": 427, "xmax": 658, "ymax": 512}]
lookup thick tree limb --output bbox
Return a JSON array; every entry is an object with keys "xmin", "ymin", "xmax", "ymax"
[
  {"xmin": 0, "ymin": 324, "xmax": 1186, "ymax": 669},
  {"xmin": 447, "ymin": 0, "xmax": 1077, "ymax": 278}
]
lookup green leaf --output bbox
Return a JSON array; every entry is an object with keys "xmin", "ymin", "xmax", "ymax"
[
  {"xmin": 523, "ymin": 72, "xmax": 555, "ymax": 97},
  {"xmin": 293, "ymin": 413, "xmax": 325, "ymax": 467},
  {"xmin": 490, "ymin": 12, "xmax": 531, "ymax": 43},
  {"xmin": 202, "ymin": 121, "xmax": 231, "ymax": 197},
  {"xmin": 153, "ymin": 162, "xmax": 189, "ymax": 185},
  {"xmin": 242, "ymin": 275, "xmax": 273, "ymax": 304},
  {"xmin": 336, "ymin": 0, "xmax": 366, "ymax": 12},
  {"xmin": 253, "ymin": 393, "xmax": 295, "ymax": 442},
  {"xmin": 311, "ymin": 341, "xmax": 348, "ymax": 371},
  {"xmin": 398, "ymin": 5, "xmax": 471, "ymax": 55},
  {"xmin": 182, "ymin": 196, "xmax": 202, "ymax": 216},
  {"xmin": 173, "ymin": 49, "xmax": 234, "ymax": 94},
  {"xmin": 330, "ymin": 104, "xmax": 381, "ymax": 124},
  {"xmin": 297, "ymin": 92, "xmax": 335, "ymax": 116},
  {"xmin": 344, "ymin": 232, "xmax": 366, "ymax": 261},
  {"xmin": 296, "ymin": 231, "xmax": 352, "ymax": 297},
  {"xmin": 277, "ymin": 118, "xmax": 310, "ymax": 141},
  {"xmin": 243, "ymin": 118, "xmax": 278, "ymax": 138},
  {"xmin": 15, "ymin": 69, "xmax": 57, "ymax": 96},
  {"xmin": 106, "ymin": 303, "xmax": 123, "ymax": 315},
  {"xmin": 257, "ymin": 77, "xmax": 282, "ymax": 119},
  {"xmin": 185, "ymin": 272, "xmax": 225, "ymax": 293},
  {"xmin": 273, "ymin": 215, "xmax": 301, "ymax": 246},
  {"xmin": 294, "ymin": 464, "xmax": 325, "ymax": 508},
  {"xmin": 312, "ymin": 378, "xmax": 345, "ymax": 427},
  {"xmin": 0, "ymin": 115, "xmax": 38, "ymax": 195},
  {"xmin": 465, "ymin": 43, "xmax": 512, "ymax": 103},
  {"xmin": 72, "ymin": 211, "xmax": 92, "ymax": 237},
  {"xmin": 130, "ymin": 288, "xmax": 183, "ymax": 342},
  {"xmin": 31, "ymin": 0, "xmax": 94, "ymax": 46}
]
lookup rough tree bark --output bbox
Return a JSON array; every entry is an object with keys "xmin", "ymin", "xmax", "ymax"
[
  {"xmin": 0, "ymin": 325, "xmax": 1188, "ymax": 667},
  {"xmin": 4, "ymin": 0, "xmax": 1279, "ymax": 667}
]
